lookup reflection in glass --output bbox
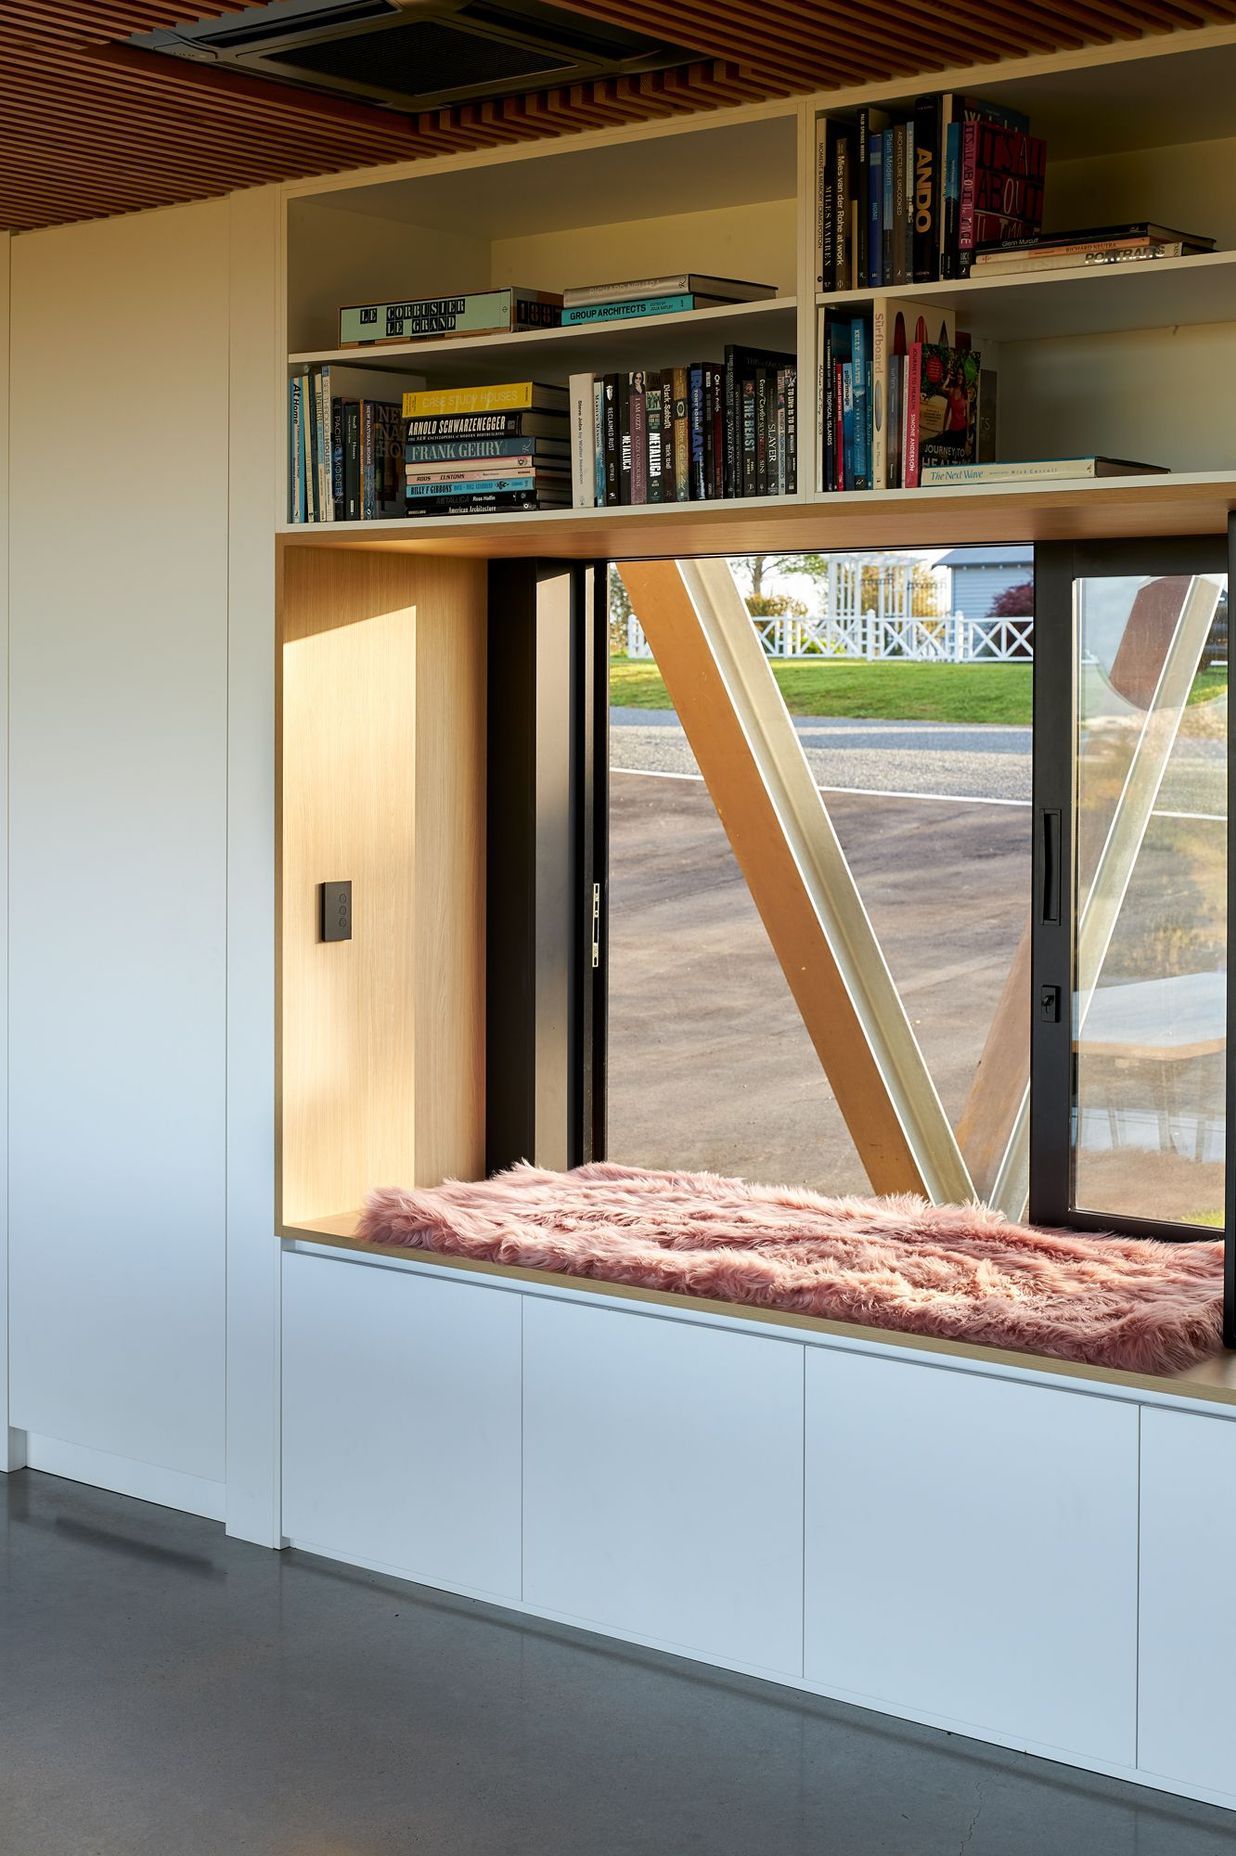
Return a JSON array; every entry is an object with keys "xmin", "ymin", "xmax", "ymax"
[{"xmin": 1071, "ymin": 574, "xmax": 1227, "ymax": 1226}]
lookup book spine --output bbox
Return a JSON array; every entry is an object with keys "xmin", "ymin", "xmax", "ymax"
[
  {"xmin": 754, "ymin": 369, "xmax": 769, "ymax": 495},
  {"xmin": 688, "ymin": 366, "xmax": 706, "ymax": 500},
  {"xmin": 593, "ymin": 380, "xmax": 607, "ymax": 506},
  {"xmin": 904, "ymin": 342, "xmax": 923, "ymax": 488},
  {"xmin": 724, "ymin": 349, "xmax": 739, "ymax": 498},
  {"xmin": 856, "ymin": 110, "xmax": 870, "ymax": 296},
  {"xmin": 315, "ymin": 370, "xmax": 331, "ymax": 521},
  {"xmin": 361, "ymin": 401, "xmax": 374, "ymax": 519},
  {"xmin": 406, "ymin": 437, "xmax": 564, "ymax": 460},
  {"xmin": 340, "ymin": 289, "xmax": 562, "ymax": 344},
  {"xmin": 868, "ymin": 133, "xmax": 884, "ymax": 288},
  {"xmin": 306, "ymin": 372, "xmax": 320, "ymax": 523},
  {"xmin": 602, "ymin": 375, "xmax": 620, "ymax": 507},
  {"xmin": 708, "ymin": 363, "xmax": 725, "ymax": 499},
  {"xmin": 700, "ymin": 366, "xmax": 715, "ymax": 498},
  {"xmin": 903, "ymin": 120, "xmax": 915, "ymax": 286},
  {"xmin": 405, "ymin": 460, "xmax": 539, "ymax": 481},
  {"xmin": 289, "ymin": 376, "xmax": 303, "ymax": 523},
  {"xmin": 892, "ymin": 125, "xmax": 906, "ymax": 286},
  {"xmin": 941, "ymin": 121, "xmax": 962, "ymax": 279},
  {"xmin": 407, "ymin": 475, "xmax": 535, "ymax": 497},
  {"xmin": 402, "ymin": 383, "xmax": 540, "ymax": 417},
  {"xmin": 812, "ymin": 109, "xmax": 824, "ymax": 291},
  {"xmin": 403, "ymin": 492, "xmax": 546, "ymax": 516},
  {"xmin": 831, "ymin": 360, "xmax": 842, "ymax": 493},
  {"xmin": 646, "ymin": 381, "xmax": 664, "ymax": 504},
  {"xmin": 617, "ymin": 375, "xmax": 633, "ymax": 506},
  {"xmin": 881, "ymin": 130, "xmax": 895, "ymax": 285},
  {"xmin": 871, "ymin": 301, "xmax": 888, "ymax": 489},
  {"xmin": 343, "ymin": 402, "xmax": 360, "ymax": 521},
  {"xmin": 772, "ymin": 370, "xmax": 785, "ymax": 494},
  {"xmin": 840, "ymin": 362, "xmax": 855, "ymax": 492},
  {"xmin": 851, "ymin": 320, "xmax": 869, "ymax": 491},
  {"xmin": 403, "ymin": 412, "xmax": 543, "ymax": 438},
  {"xmin": 658, "ymin": 372, "xmax": 676, "ymax": 503},
  {"xmin": 834, "ymin": 127, "xmax": 852, "ymax": 292},
  {"xmin": 913, "ymin": 95, "xmax": 941, "ymax": 282},
  {"xmin": 562, "ymin": 274, "xmax": 691, "ymax": 304},
  {"xmin": 816, "ymin": 309, "xmax": 829, "ymax": 493},
  {"xmin": 560, "ymin": 293, "xmax": 699, "ymax": 324},
  {"xmin": 330, "ymin": 396, "xmax": 344, "ymax": 521},
  {"xmin": 672, "ymin": 367, "xmax": 690, "ymax": 503},
  {"xmin": 887, "ymin": 347, "xmax": 902, "ymax": 490},
  {"xmin": 785, "ymin": 365, "xmax": 797, "ymax": 495},
  {"xmin": 741, "ymin": 376, "xmax": 757, "ymax": 497},
  {"xmin": 568, "ymin": 371, "xmax": 595, "ymax": 508},
  {"xmin": 629, "ymin": 373, "xmax": 648, "ymax": 505},
  {"xmin": 818, "ymin": 117, "xmax": 835, "ymax": 293}
]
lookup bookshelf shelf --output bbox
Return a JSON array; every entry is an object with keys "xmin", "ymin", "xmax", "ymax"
[
  {"xmin": 289, "ymin": 297, "xmax": 798, "ymax": 385},
  {"xmin": 279, "ymin": 471, "xmax": 1236, "ymax": 559},
  {"xmin": 814, "ymin": 250, "xmax": 1236, "ymax": 344}
]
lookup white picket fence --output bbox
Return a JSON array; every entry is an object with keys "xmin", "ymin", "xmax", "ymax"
[{"xmin": 625, "ymin": 608, "xmax": 1034, "ymax": 662}]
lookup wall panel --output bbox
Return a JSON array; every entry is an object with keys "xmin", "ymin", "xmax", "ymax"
[{"xmin": 8, "ymin": 202, "xmax": 230, "ymax": 1487}]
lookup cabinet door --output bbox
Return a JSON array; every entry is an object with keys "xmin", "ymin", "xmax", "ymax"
[
  {"xmin": 804, "ymin": 1349, "xmax": 1139, "ymax": 1764},
  {"xmin": 1138, "ymin": 1407, "xmax": 1236, "ymax": 1802},
  {"xmin": 282, "ymin": 1252, "xmax": 522, "ymax": 1600},
  {"xmin": 523, "ymin": 1298, "xmax": 804, "ymax": 1676}
]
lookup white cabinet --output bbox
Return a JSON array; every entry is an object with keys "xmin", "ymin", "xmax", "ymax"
[
  {"xmin": 522, "ymin": 1297, "xmax": 804, "ymax": 1676},
  {"xmin": 1138, "ymin": 1407, "xmax": 1236, "ymax": 1803},
  {"xmin": 804, "ymin": 1350, "xmax": 1139, "ymax": 1766},
  {"xmin": 281, "ymin": 1252, "xmax": 522, "ymax": 1600}
]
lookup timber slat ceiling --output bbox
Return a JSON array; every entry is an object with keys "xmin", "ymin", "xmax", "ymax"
[{"xmin": 2, "ymin": 0, "xmax": 1235, "ymax": 231}]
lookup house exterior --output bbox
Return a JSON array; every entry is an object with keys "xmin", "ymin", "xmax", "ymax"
[{"xmin": 938, "ymin": 545, "xmax": 1034, "ymax": 620}]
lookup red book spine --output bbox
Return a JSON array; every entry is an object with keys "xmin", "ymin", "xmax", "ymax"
[
  {"xmin": 904, "ymin": 341, "xmax": 924, "ymax": 488},
  {"xmin": 959, "ymin": 121, "xmax": 979, "ymax": 259}
]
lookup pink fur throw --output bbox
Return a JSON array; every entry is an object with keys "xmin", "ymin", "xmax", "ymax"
[{"xmin": 358, "ymin": 1162, "xmax": 1226, "ymax": 1377}]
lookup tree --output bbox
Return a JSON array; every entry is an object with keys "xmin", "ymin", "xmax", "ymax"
[
  {"xmin": 989, "ymin": 579, "xmax": 1034, "ymax": 618},
  {"xmin": 731, "ymin": 553, "xmax": 830, "ymax": 598},
  {"xmin": 607, "ymin": 564, "xmax": 633, "ymax": 655},
  {"xmin": 746, "ymin": 592, "xmax": 808, "ymax": 618}
]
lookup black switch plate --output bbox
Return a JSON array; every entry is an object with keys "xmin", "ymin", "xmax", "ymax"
[
  {"xmin": 319, "ymin": 880, "xmax": 352, "ymax": 943},
  {"xmin": 1038, "ymin": 984, "xmax": 1061, "ymax": 1023}
]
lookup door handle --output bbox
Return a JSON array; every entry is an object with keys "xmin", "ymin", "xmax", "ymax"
[{"xmin": 1040, "ymin": 809, "xmax": 1061, "ymax": 925}]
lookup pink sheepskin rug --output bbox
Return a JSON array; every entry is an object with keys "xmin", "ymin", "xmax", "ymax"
[{"xmin": 357, "ymin": 1162, "xmax": 1226, "ymax": 1377}]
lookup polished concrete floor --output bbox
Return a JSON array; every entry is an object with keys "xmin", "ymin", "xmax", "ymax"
[{"xmin": 2, "ymin": 1470, "xmax": 1235, "ymax": 1856}]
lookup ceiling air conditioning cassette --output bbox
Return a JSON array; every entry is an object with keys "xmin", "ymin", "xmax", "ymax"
[{"xmin": 129, "ymin": 0, "xmax": 696, "ymax": 113}]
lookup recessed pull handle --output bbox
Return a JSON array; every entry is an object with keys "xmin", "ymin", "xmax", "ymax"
[{"xmin": 1040, "ymin": 810, "xmax": 1061, "ymax": 926}]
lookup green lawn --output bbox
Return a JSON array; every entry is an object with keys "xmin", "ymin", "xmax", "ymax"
[
  {"xmin": 611, "ymin": 657, "xmax": 1034, "ymax": 724},
  {"xmin": 609, "ymin": 658, "xmax": 1228, "ymax": 726}
]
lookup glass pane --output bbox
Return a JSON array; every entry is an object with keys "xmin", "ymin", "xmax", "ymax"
[{"xmin": 1071, "ymin": 572, "xmax": 1227, "ymax": 1225}]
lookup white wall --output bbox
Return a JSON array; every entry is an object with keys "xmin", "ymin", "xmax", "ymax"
[{"xmin": 3, "ymin": 196, "xmax": 279, "ymax": 1528}]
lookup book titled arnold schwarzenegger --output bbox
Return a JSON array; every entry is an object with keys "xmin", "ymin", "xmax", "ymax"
[{"xmin": 339, "ymin": 287, "xmax": 562, "ymax": 346}]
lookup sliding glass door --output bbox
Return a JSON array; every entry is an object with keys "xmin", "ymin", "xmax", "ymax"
[{"xmin": 1031, "ymin": 534, "xmax": 1235, "ymax": 1341}]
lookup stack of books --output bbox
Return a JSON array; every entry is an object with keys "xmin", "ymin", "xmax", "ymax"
[
  {"xmin": 821, "ymin": 302, "xmax": 997, "ymax": 491},
  {"xmin": 289, "ymin": 362, "xmax": 420, "ymax": 522},
  {"xmin": 401, "ymin": 382, "xmax": 570, "ymax": 516},
  {"xmin": 565, "ymin": 346, "xmax": 796, "ymax": 507},
  {"xmin": 815, "ymin": 91, "xmax": 1045, "ymax": 289},
  {"xmin": 970, "ymin": 223, "xmax": 1215, "ymax": 278},
  {"xmin": 559, "ymin": 274, "xmax": 775, "ymax": 326}
]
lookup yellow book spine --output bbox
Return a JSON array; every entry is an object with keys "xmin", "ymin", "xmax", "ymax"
[{"xmin": 400, "ymin": 382, "xmax": 536, "ymax": 417}]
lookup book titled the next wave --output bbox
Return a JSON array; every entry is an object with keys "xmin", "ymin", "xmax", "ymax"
[{"xmin": 340, "ymin": 288, "xmax": 561, "ymax": 346}]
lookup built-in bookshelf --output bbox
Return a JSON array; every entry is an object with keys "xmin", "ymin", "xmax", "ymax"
[{"xmin": 276, "ymin": 28, "xmax": 1236, "ymax": 552}]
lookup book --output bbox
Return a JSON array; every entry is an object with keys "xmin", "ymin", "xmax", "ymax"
[
  {"xmin": 340, "ymin": 287, "xmax": 561, "ymax": 346},
  {"xmin": 562, "ymin": 273, "xmax": 775, "ymax": 306},
  {"xmin": 405, "ymin": 436, "xmax": 569, "ymax": 461},
  {"xmin": 399, "ymin": 410, "xmax": 564, "ymax": 438},
  {"xmin": 403, "ymin": 492, "xmax": 566, "ymax": 517},
  {"xmin": 986, "ymin": 222, "xmax": 1213, "ymax": 253},
  {"xmin": 406, "ymin": 474, "xmax": 544, "ymax": 497},
  {"xmin": 401, "ymin": 382, "xmax": 568, "ymax": 418},
  {"xmin": 915, "ymin": 344, "xmax": 982, "ymax": 475},
  {"xmin": 671, "ymin": 366, "xmax": 690, "ymax": 503},
  {"xmin": 785, "ymin": 365, "xmax": 798, "ymax": 495},
  {"xmin": 870, "ymin": 302, "xmax": 954, "ymax": 488},
  {"xmin": 602, "ymin": 376, "xmax": 620, "ymax": 506},
  {"xmin": 920, "ymin": 456, "xmax": 1167, "ymax": 485},
  {"xmin": 819, "ymin": 118, "xmax": 855, "ymax": 292},
  {"xmin": 688, "ymin": 365, "xmax": 707, "ymax": 500},
  {"xmin": 866, "ymin": 124, "xmax": 886, "ymax": 288},
  {"xmin": 971, "ymin": 241, "xmax": 1191, "ymax": 275},
  {"xmin": 568, "ymin": 371, "xmax": 595, "ymax": 508},
  {"xmin": 404, "ymin": 458, "xmax": 551, "ymax": 480},
  {"xmin": 645, "ymin": 378, "xmax": 665, "ymax": 504},
  {"xmin": 912, "ymin": 94, "xmax": 942, "ymax": 283},
  {"xmin": 362, "ymin": 401, "xmax": 403, "ymax": 518},
  {"xmin": 629, "ymin": 372, "xmax": 648, "ymax": 505},
  {"xmin": 592, "ymin": 380, "xmax": 606, "ymax": 506},
  {"xmin": 288, "ymin": 373, "xmax": 306, "ymax": 522},
  {"xmin": 850, "ymin": 318, "xmax": 870, "ymax": 490},
  {"xmin": 724, "ymin": 344, "xmax": 795, "ymax": 496},
  {"xmin": 560, "ymin": 293, "xmax": 738, "ymax": 325},
  {"xmin": 342, "ymin": 402, "xmax": 360, "ymax": 520},
  {"xmin": 958, "ymin": 123, "xmax": 1046, "ymax": 272}
]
